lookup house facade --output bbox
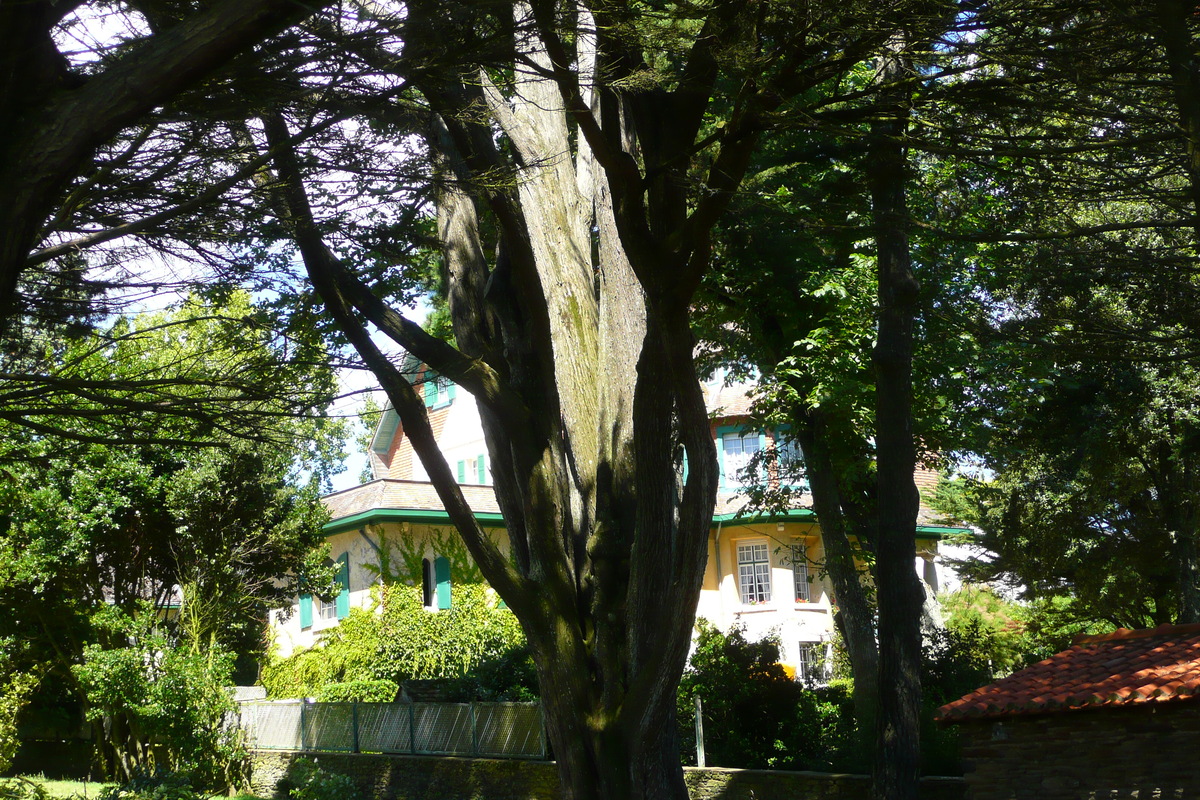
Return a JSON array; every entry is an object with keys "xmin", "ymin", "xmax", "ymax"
[{"xmin": 270, "ymin": 370, "xmax": 958, "ymax": 678}]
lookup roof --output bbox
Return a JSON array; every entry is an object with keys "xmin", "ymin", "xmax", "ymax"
[
  {"xmin": 704, "ymin": 379, "xmax": 756, "ymax": 418},
  {"xmin": 936, "ymin": 623, "xmax": 1200, "ymax": 723},
  {"xmin": 324, "ymin": 478, "xmax": 958, "ymax": 538},
  {"xmin": 323, "ymin": 479, "xmax": 503, "ymax": 534}
]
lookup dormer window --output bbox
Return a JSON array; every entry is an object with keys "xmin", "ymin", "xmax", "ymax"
[
  {"xmin": 719, "ymin": 427, "xmax": 763, "ymax": 489},
  {"xmin": 423, "ymin": 376, "xmax": 456, "ymax": 409}
]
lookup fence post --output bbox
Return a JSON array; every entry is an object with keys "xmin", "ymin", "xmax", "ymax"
[
  {"xmin": 352, "ymin": 702, "xmax": 360, "ymax": 753},
  {"xmin": 694, "ymin": 695, "xmax": 706, "ymax": 768},
  {"xmin": 409, "ymin": 703, "xmax": 417, "ymax": 755},
  {"xmin": 539, "ymin": 702, "xmax": 547, "ymax": 760},
  {"xmin": 299, "ymin": 701, "xmax": 308, "ymax": 752},
  {"xmin": 470, "ymin": 703, "xmax": 479, "ymax": 756}
]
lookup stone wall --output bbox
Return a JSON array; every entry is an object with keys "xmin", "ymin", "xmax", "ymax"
[
  {"xmin": 249, "ymin": 750, "xmax": 965, "ymax": 800},
  {"xmin": 955, "ymin": 702, "xmax": 1200, "ymax": 800}
]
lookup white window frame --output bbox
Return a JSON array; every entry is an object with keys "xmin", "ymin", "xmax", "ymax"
[
  {"xmin": 797, "ymin": 641, "xmax": 827, "ymax": 684},
  {"xmin": 791, "ymin": 544, "xmax": 811, "ymax": 602},
  {"xmin": 737, "ymin": 540, "xmax": 772, "ymax": 605},
  {"xmin": 721, "ymin": 430, "xmax": 763, "ymax": 489},
  {"xmin": 774, "ymin": 434, "xmax": 808, "ymax": 490},
  {"xmin": 318, "ymin": 597, "xmax": 337, "ymax": 620}
]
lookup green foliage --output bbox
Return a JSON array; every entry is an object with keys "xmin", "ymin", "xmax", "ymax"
[
  {"xmin": 0, "ymin": 777, "xmax": 52, "ymax": 800},
  {"xmin": 73, "ymin": 606, "xmax": 245, "ymax": 790},
  {"xmin": 676, "ymin": 621, "xmax": 861, "ymax": 773},
  {"xmin": 96, "ymin": 772, "xmax": 204, "ymax": 800},
  {"xmin": 0, "ymin": 670, "xmax": 38, "ymax": 773},
  {"xmin": 940, "ymin": 586, "xmax": 1036, "ymax": 677},
  {"xmin": 939, "ymin": 360, "xmax": 1200, "ymax": 630},
  {"xmin": 263, "ymin": 584, "xmax": 534, "ymax": 701},
  {"xmin": 279, "ymin": 759, "xmax": 359, "ymax": 800},
  {"xmin": 353, "ymin": 394, "xmax": 383, "ymax": 485},
  {"xmin": 314, "ymin": 680, "xmax": 399, "ymax": 703}
]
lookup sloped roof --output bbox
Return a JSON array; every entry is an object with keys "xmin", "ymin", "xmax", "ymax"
[
  {"xmin": 704, "ymin": 379, "xmax": 757, "ymax": 419},
  {"xmin": 936, "ymin": 623, "xmax": 1200, "ymax": 723},
  {"xmin": 323, "ymin": 479, "xmax": 501, "ymax": 524}
]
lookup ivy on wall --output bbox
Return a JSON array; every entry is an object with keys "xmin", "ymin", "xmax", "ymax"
[{"xmin": 358, "ymin": 525, "xmax": 489, "ymax": 588}]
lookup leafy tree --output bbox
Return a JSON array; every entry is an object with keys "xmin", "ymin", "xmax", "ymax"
[
  {"xmin": 942, "ymin": 358, "xmax": 1200, "ymax": 629},
  {"xmin": 74, "ymin": 605, "xmax": 243, "ymax": 788},
  {"xmin": 0, "ymin": 0, "xmax": 330, "ymax": 338},
  {"xmin": 0, "ymin": 296, "xmax": 341, "ymax": 774},
  {"xmin": 241, "ymin": 2, "xmax": 954, "ymax": 797}
]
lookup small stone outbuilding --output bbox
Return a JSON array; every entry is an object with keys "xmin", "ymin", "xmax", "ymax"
[{"xmin": 936, "ymin": 622, "xmax": 1200, "ymax": 800}]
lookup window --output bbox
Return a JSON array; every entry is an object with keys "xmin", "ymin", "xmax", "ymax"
[
  {"xmin": 456, "ymin": 454, "xmax": 490, "ymax": 485},
  {"xmin": 319, "ymin": 596, "xmax": 337, "ymax": 620},
  {"xmin": 774, "ymin": 435, "xmax": 808, "ymax": 490},
  {"xmin": 737, "ymin": 541, "xmax": 771, "ymax": 604},
  {"xmin": 307, "ymin": 553, "xmax": 350, "ymax": 623},
  {"xmin": 421, "ymin": 558, "xmax": 434, "ymax": 607},
  {"xmin": 791, "ymin": 544, "xmax": 811, "ymax": 602},
  {"xmin": 423, "ymin": 376, "xmax": 456, "ymax": 409},
  {"xmin": 797, "ymin": 642, "xmax": 827, "ymax": 684},
  {"xmin": 421, "ymin": 556, "xmax": 452, "ymax": 610},
  {"xmin": 721, "ymin": 430, "xmax": 762, "ymax": 488}
]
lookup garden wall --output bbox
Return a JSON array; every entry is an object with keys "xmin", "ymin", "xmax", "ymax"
[
  {"xmin": 954, "ymin": 702, "xmax": 1200, "ymax": 800},
  {"xmin": 249, "ymin": 750, "xmax": 966, "ymax": 800}
]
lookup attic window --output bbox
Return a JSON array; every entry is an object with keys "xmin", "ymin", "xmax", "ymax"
[{"xmin": 423, "ymin": 376, "xmax": 455, "ymax": 409}]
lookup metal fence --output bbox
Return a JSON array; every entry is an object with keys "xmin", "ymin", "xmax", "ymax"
[{"xmin": 238, "ymin": 701, "xmax": 546, "ymax": 759}]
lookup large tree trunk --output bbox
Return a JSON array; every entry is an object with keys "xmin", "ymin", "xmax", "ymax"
[
  {"xmin": 793, "ymin": 411, "xmax": 879, "ymax": 760},
  {"xmin": 267, "ymin": 1, "xmax": 925, "ymax": 794},
  {"xmin": 869, "ymin": 42, "xmax": 926, "ymax": 800}
]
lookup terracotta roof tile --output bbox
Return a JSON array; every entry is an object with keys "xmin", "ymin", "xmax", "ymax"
[{"xmin": 936, "ymin": 623, "xmax": 1200, "ymax": 723}]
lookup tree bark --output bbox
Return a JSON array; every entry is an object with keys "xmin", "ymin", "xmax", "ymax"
[
  {"xmin": 793, "ymin": 412, "xmax": 879, "ymax": 760},
  {"xmin": 869, "ymin": 42, "xmax": 925, "ymax": 800}
]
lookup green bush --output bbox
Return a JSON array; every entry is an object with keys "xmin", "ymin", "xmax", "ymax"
[
  {"xmin": 677, "ymin": 621, "xmax": 862, "ymax": 772},
  {"xmin": 74, "ymin": 606, "xmax": 245, "ymax": 790},
  {"xmin": 264, "ymin": 583, "xmax": 535, "ymax": 701},
  {"xmin": 314, "ymin": 680, "xmax": 399, "ymax": 703},
  {"xmin": 0, "ymin": 778, "xmax": 51, "ymax": 800},
  {"xmin": 0, "ymin": 671, "xmax": 38, "ymax": 773},
  {"xmin": 95, "ymin": 772, "xmax": 203, "ymax": 800},
  {"xmin": 280, "ymin": 759, "xmax": 359, "ymax": 800}
]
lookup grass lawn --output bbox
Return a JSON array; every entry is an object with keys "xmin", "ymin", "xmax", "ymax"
[
  {"xmin": 5, "ymin": 777, "xmax": 114, "ymax": 798},
  {"xmin": 3, "ymin": 776, "xmax": 266, "ymax": 800}
]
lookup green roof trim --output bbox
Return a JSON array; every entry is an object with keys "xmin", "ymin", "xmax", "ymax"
[
  {"xmin": 914, "ymin": 525, "xmax": 972, "ymax": 537},
  {"xmin": 325, "ymin": 505, "xmax": 970, "ymax": 539},
  {"xmin": 712, "ymin": 508, "xmax": 817, "ymax": 524},
  {"xmin": 324, "ymin": 507, "xmax": 507, "ymax": 536}
]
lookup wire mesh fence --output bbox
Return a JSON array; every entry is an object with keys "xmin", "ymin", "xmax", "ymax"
[{"xmin": 238, "ymin": 700, "xmax": 546, "ymax": 759}]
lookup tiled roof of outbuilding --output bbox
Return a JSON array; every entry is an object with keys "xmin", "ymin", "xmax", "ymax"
[{"xmin": 936, "ymin": 623, "xmax": 1200, "ymax": 723}]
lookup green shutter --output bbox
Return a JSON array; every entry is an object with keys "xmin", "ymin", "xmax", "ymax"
[
  {"xmin": 457, "ymin": 460, "xmax": 466, "ymax": 483},
  {"xmin": 424, "ymin": 379, "xmax": 437, "ymax": 407},
  {"xmin": 335, "ymin": 553, "xmax": 350, "ymax": 619},
  {"xmin": 434, "ymin": 556, "xmax": 451, "ymax": 610},
  {"xmin": 299, "ymin": 594, "xmax": 313, "ymax": 628},
  {"xmin": 478, "ymin": 453, "xmax": 486, "ymax": 484},
  {"xmin": 447, "ymin": 383, "xmax": 457, "ymax": 402}
]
